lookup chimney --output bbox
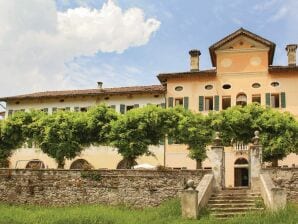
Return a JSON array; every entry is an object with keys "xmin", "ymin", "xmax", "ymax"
[
  {"xmin": 286, "ymin": 44, "xmax": 298, "ymax": 66},
  {"xmin": 97, "ymin": 81, "xmax": 103, "ymax": 89},
  {"xmin": 189, "ymin": 49, "xmax": 201, "ymax": 71}
]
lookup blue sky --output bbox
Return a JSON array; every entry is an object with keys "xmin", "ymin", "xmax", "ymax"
[
  {"xmin": 0, "ymin": 0, "xmax": 297, "ymax": 99},
  {"xmin": 56, "ymin": 0, "xmax": 298, "ymax": 88}
]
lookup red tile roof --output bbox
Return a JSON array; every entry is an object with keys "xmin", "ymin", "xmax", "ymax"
[
  {"xmin": 157, "ymin": 69, "xmax": 216, "ymax": 84},
  {"xmin": 0, "ymin": 85, "xmax": 165, "ymax": 102}
]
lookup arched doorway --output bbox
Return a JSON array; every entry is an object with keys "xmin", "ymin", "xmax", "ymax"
[
  {"xmin": 236, "ymin": 93, "xmax": 247, "ymax": 106},
  {"xmin": 26, "ymin": 159, "xmax": 45, "ymax": 169},
  {"xmin": 234, "ymin": 158, "xmax": 249, "ymax": 187},
  {"xmin": 70, "ymin": 159, "xmax": 93, "ymax": 170}
]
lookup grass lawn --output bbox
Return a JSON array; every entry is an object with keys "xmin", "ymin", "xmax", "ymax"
[{"xmin": 0, "ymin": 200, "xmax": 297, "ymax": 224}]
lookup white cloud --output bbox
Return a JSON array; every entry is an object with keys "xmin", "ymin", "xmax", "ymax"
[{"xmin": 0, "ymin": 0, "xmax": 160, "ymax": 97}]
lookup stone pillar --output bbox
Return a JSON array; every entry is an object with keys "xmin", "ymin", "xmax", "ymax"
[
  {"xmin": 271, "ymin": 187, "xmax": 287, "ymax": 210},
  {"xmin": 181, "ymin": 180, "xmax": 198, "ymax": 219},
  {"xmin": 208, "ymin": 132, "xmax": 224, "ymax": 191},
  {"xmin": 250, "ymin": 131, "xmax": 262, "ymax": 191}
]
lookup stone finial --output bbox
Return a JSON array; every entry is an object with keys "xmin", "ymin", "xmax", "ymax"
[
  {"xmin": 186, "ymin": 179, "xmax": 195, "ymax": 190},
  {"xmin": 189, "ymin": 49, "xmax": 201, "ymax": 71},
  {"xmin": 252, "ymin": 130, "xmax": 260, "ymax": 145},
  {"xmin": 213, "ymin": 132, "xmax": 222, "ymax": 146},
  {"xmin": 286, "ymin": 44, "xmax": 298, "ymax": 66}
]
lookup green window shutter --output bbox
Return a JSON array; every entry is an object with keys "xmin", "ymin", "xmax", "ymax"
[
  {"xmin": 110, "ymin": 105, "xmax": 116, "ymax": 110},
  {"xmin": 43, "ymin": 108, "xmax": 48, "ymax": 114},
  {"xmin": 183, "ymin": 97, "xmax": 189, "ymax": 109},
  {"xmin": 160, "ymin": 103, "xmax": 166, "ymax": 108},
  {"xmin": 214, "ymin": 95, "xmax": 219, "ymax": 111},
  {"xmin": 134, "ymin": 104, "xmax": 139, "ymax": 108},
  {"xmin": 199, "ymin": 96, "xmax": 204, "ymax": 111},
  {"xmin": 8, "ymin": 110, "xmax": 13, "ymax": 116},
  {"xmin": 281, "ymin": 92, "xmax": 286, "ymax": 108},
  {"xmin": 65, "ymin": 107, "xmax": 70, "ymax": 111},
  {"xmin": 74, "ymin": 107, "xmax": 80, "ymax": 112},
  {"xmin": 120, "ymin": 104, "xmax": 125, "ymax": 114},
  {"xmin": 52, "ymin": 107, "xmax": 57, "ymax": 113},
  {"xmin": 265, "ymin": 93, "xmax": 271, "ymax": 107},
  {"xmin": 168, "ymin": 97, "xmax": 174, "ymax": 108}
]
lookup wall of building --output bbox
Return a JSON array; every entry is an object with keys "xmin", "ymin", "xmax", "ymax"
[
  {"xmin": 10, "ymin": 145, "xmax": 165, "ymax": 169},
  {"xmin": 263, "ymin": 168, "xmax": 298, "ymax": 203},
  {"xmin": 0, "ymin": 169, "xmax": 209, "ymax": 207},
  {"xmin": 5, "ymin": 93, "xmax": 165, "ymax": 116}
]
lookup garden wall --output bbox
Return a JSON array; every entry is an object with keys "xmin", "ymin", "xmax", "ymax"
[
  {"xmin": 262, "ymin": 168, "xmax": 298, "ymax": 203},
  {"xmin": 0, "ymin": 169, "xmax": 210, "ymax": 208}
]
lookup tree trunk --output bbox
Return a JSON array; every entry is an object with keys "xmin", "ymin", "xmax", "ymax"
[
  {"xmin": 196, "ymin": 159, "xmax": 202, "ymax": 169},
  {"xmin": 271, "ymin": 158, "xmax": 278, "ymax": 167},
  {"xmin": 57, "ymin": 160, "xmax": 65, "ymax": 169}
]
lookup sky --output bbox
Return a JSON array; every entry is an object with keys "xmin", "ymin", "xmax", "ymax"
[{"xmin": 0, "ymin": 0, "xmax": 297, "ymax": 102}]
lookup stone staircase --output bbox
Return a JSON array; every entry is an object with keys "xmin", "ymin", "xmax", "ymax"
[{"xmin": 207, "ymin": 188, "xmax": 265, "ymax": 219}]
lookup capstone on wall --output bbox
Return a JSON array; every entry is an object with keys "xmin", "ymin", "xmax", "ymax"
[{"xmin": 0, "ymin": 169, "xmax": 209, "ymax": 207}]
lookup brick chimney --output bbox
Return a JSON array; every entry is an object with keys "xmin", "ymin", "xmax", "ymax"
[
  {"xmin": 285, "ymin": 44, "xmax": 298, "ymax": 66},
  {"xmin": 97, "ymin": 81, "xmax": 103, "ymax": 89},
  {"xmin": 189, "ymin": 49, "xmax": 201, "ymax": 71}
]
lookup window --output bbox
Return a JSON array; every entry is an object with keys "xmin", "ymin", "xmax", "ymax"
[
  {"xmin": 204, "ymin": 96, "xmax": 213, "ymax": 111},
  {"xmin": 126, "ymin": 105, "xmax": 134, "ymax": 111},
  {"xmin": 205, "ymin": 85, "xmax": 213, "ymax": 90},
  {"xmin": 80, "ymin": 107, "xmax": 88, "ymax": 112},
  {"xmin": 271, "ymin": 82, "xmax": 280, "ymax": 87},
  {"xmin": 222, "ymin": 84, "xmax": 231, "ymax": 89},
  {"xmin": 252, "ymin": 83, "xmax": 261, "ymax": 88},
  {"xmin": 175, "ymin": 86, "xmax": 183, "ymax": 91},
  {"xmin": 175, "ymin": 98, "xmax": 183, "ymax": 106},
  {"xmin": 222, "ymin": 96, "xmax": 231, "ymax": 110},
  {"xmin": 252, "ymin": 94, "xmax": 261, "ymax": 104},
  {"xmin": 236, "ymin": 93, "xmax": 247, "ymax": 106},
  {"xmin": 271, "ymin": 93, "xmax": 280, "ymax": 108}
]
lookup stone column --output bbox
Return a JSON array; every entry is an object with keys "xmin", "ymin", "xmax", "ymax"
[
  {"xmin": 181, "ymin": 180, "xmax": 198, "ymax": 219},
  {"xmin": 208, "ymin": 132, "xmax": 224, "ymax": 191},
  {"xmin": 250, "ymin": 131, "xmax": 262, "ymax": 191}
]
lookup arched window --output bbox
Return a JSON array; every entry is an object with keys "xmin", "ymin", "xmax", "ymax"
[
  {"xmin": 236, "ymin": 93, "xmax": 247, "ymax": 106},
  {"xmin": 234, "ymin": 158, "xmax": 248, "ymax": 165},
  {"xmin": 70, "ymin": 159, "xmax": 93, "ymax": 170},
  {"xmin": 26, "ymin": 159, "xmax": 45, "ymax": 169},
  {"xmin": 116, "ymin": 159, "xmax": 138, "ymax": 169}
]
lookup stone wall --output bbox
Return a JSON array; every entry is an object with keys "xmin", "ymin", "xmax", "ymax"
[
  {"xmin": 0, "ymin": 169, "xmax": 209, "ymax": 208},
  {"xmin": 262, "ymin": 168, "xmax": 298, "ymax": 203}
]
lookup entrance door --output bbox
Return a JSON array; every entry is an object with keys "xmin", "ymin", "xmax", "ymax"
[
  {"xmin": 234, "ymin": 158, "xmax": 249, "ymax": 187},
  {"xmin": 234, "ymin": 167, "xmax": 249, "ymax": 187}
]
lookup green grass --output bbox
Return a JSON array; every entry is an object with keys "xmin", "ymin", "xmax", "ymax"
[{"xmin": 0, "ymin": 200, "xmax": 297, "ymax": 224}]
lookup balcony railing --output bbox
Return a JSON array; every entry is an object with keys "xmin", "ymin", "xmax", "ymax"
[{"xmin": 234, "ymin": 142, "xmax": 249, "ymax": 151}]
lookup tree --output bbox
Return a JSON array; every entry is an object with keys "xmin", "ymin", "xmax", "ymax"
[
  {"xmin": 35, "ymin": 111, "xmax": 89, "ymax": 169},
  {"xmin": 0, "ymin": 111, "xmax": 33, "ymax": 167},
  {"xmin": 110, "ymin": 105, "xmax": 167, "ymax": 169},
  {"xmin": 209, "ymin": 103, "xmax": 298, "ymax": 167},
  {"xmin": 168, "ymin": 107, "xmax": 213, "ymax": 169},
  {"xmin": 256, "ymin": 108, "xmax": 298, "ymax": 166},
  {"xmin": 86, "ymin": 104, "xmax": 118, "ymax": 145}
]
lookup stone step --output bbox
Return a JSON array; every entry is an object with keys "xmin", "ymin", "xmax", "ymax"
[
  {"xmin": 209, "ymin": 207, "xmax": 264, "ymax": 212},
  {"xmin": 210, "ymin": 195, "xmax": 260, "ymax": 200},
  {"xmin": 210, "ymin": 212, "xmax": 247, "ymax": 218},
  {"xmin": 208, "ymin": 199, "xmax": 256, "ymax": 204},
  {"xmin": 208, "ymin": 203, "xmax": 256, "ymax": 208}
]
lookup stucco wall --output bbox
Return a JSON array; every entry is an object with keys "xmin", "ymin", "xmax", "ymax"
[{"xmin": 0, "ymin": 169, "xmax": 209, "ymax": 207}]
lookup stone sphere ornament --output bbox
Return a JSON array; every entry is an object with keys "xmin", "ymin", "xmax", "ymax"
[{"xmin": 186, "ymin": 179, "xmax": 195, "ymax": 190}]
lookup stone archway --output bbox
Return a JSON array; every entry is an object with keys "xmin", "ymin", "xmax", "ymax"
[
  {"xmin": 26, "ymin": 159, "xmax": 45, "ymax": 169},
  {"xmin": 70, "ymin": 159, "xmax": 93, "ymax": 170},
  {"xmin": 234, "ymin": 157, "xmax": 249, "ymax": 187}
]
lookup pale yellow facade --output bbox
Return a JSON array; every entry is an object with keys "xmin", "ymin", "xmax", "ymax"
[{"xmin": 1, "ymin": 28, "xmax": 298, "ymax": 188}]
